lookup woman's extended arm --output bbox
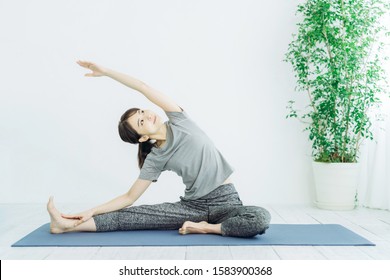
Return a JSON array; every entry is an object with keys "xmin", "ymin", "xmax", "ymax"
[
  {"xmin": 62, "ymin": 179, "xmax": 152, "ymax": 226},
  {"xmin": 77, "ymin": 60, "xmax": 182, "ymax": 113}
]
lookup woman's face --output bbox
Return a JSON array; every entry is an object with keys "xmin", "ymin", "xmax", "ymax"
[{"xmin": 126, "ymin": 109, "xmax": 163, "ymax": 140}]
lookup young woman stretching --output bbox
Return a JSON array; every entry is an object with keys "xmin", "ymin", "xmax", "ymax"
[{"xmin": 47, "ymin": 61, "xmax": 271, "ymax": 237}]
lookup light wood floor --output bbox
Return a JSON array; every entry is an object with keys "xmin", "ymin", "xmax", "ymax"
[{"xmin": 1, "ymin": 203, "xmax": 390, "ymax": 260}]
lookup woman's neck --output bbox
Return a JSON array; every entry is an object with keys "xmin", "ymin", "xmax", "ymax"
[{"xmin": 152, "ymin": 123, "xmax": 167, "ymax": 148}]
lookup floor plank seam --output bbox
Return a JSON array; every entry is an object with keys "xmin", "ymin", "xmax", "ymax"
[
  {"xmin": 228, "ymin": 246, "xmax": 234, "ymax": 260},
  {"xmin": 268, "ymin": 206, "xmax": 287, "ymax": 223},
  {"xmin": 314, "ymin": 246, "xmax": 328, "ymax": 260},
  {"xmin": 306, "ymin": 213, "xmax": 323, "ymax": 224},
  {"xmin": 271, "ymin": 246, "xmax": 282, "ymax": 260},
  {"xmin": 355, "ymin": 246, "xmax": 375, "ymax": 260},
  {"xmin": 379, "ymin": 219, "xmax": 390, "ymax": 227},
  {"xmin": 357, "ymin": 224, "xmax": 386, "ymax": 241}
]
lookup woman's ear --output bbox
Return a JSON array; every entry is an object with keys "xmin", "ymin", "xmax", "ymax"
[{"xmin": 138, "ymin": 135, "xmax": 150, "ymax": 143}]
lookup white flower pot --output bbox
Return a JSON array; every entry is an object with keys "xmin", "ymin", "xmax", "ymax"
[{"xmin": 312, "ymin": 162, "xmax": 360, "ymax": 210}]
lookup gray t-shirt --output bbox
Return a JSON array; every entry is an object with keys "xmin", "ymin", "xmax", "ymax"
[{"xmin": 138, "ymin": 109, "xmax": 234, "ymax": 199}]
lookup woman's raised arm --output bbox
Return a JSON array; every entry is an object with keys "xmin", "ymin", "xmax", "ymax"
[{"xmin": 77, "ymin": 60, "xmax": 182, "ymax": 113}]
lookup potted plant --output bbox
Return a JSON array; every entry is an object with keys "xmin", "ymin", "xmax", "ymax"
[{"xmin": 284, "ymin": 0, "xmax": 389, "ymax": 210}]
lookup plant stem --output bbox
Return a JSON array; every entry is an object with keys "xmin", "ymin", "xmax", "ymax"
[
  {"xmin": 321, "ymin": 7, "xmax": 339, "ymax": 160},
  {"xmin": 339, "ymin": 0, "xmax": 352, "ymax": 162},
  {"xmin": 306, "ymin": 37, "xmax": 318, "ymax": 115}
]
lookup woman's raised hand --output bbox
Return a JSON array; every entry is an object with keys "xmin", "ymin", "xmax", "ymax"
[
  {"xmin": 77, "ymin": 60, "xmax": 107, "ymax": 77},
  {"xmin": 61, "ymin": 209, "xmax": 95, "ymax": 227}
]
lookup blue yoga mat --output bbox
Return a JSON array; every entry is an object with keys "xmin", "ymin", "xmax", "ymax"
[{"xmin": 12, "ymin": 223, "xmax": 374, "ymax": 247}]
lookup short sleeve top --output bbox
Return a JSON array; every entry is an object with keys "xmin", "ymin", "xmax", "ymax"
[{"xmin": 138, "ymin": 110, "xmax": 234, "ymax": 199}]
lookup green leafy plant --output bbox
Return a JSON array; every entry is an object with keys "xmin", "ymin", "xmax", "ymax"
[{"xmin": 285, "ymin": 0, "xmax": 390, "ymax": 163}]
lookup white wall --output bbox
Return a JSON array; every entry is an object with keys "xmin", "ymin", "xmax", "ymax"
[{"xmin": 0, "ymin": 0, "xmax": 314, "ymax": 205}]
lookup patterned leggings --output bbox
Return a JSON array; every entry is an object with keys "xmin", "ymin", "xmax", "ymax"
[{"xmin": 93, "ymin": 183, "xmax": 271, "ymax": 237}]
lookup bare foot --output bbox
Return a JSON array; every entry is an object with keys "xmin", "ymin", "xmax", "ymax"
[
  {"xmin": 179, "ymin": 221, "xmax": 221, "ymax": 235},
  {"xmin": 47, "ymin": 196, "xmax": 76, "ymax": 234}
]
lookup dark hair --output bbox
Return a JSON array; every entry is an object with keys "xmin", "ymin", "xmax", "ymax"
[{"xmin": 118, "ymin": 107, "xmax": 154, "ymax": 169}]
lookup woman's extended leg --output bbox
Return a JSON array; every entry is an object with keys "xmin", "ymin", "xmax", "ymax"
[
  {"xmin": 93, "ymin": 201, "xmax": 208, "ymax": 232},
  {"xmin": 47, "ymin": 196, "xmax": 213, "ymax": 235},
  {"xmin": 48, "ymin": 199, "xmax": 209, "ymax": 234}
]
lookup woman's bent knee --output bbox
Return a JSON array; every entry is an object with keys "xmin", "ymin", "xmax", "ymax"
[
  {"xmin": 221, "ymin": 206, "xmax": 271, "ymax": 237},
  {"xmin": 242, "ymin": 206, "xmax": 271, "ymax": 237},
  {"xmin": 254, "ymin": 207, "xmax": 271, "ymax": 235}
]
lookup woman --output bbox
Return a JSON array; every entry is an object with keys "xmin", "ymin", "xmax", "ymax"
[{"xmin": 47, "ymin": 60, "xmax": 271, "ymax": 237}]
